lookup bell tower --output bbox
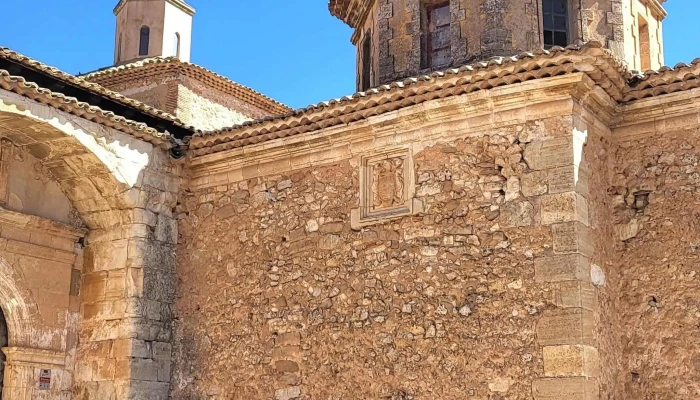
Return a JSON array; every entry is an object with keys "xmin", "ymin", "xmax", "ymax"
[
  {"xmin": 329, "ymin": 0, "xmax": 667, "ymax": 90},
  {"xmin": 113, "ymin": 0, "xmax": 195, "ymax": 65}
]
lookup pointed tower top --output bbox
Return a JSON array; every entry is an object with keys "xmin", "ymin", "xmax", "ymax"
[{"xmin": 114, "ymin": 0, "xmax": 195, "ymax": 17}]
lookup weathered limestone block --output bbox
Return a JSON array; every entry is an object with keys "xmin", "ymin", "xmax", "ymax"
[
  {"xmin": 552, "ymin": 222, "xmax": 594, "ymax": 256},
  {"xmin": 275, "ymin": 386, "xmax": 301, "ymax": 400},
  {"xmin": 543, "ymin": 345, "xmax": 600, "ymax": 377},
  {"xmin": 524, "ymin": 137, "xmax": 574, "ymax": 171},
  {"xmin": 541, "ymin": 192, "xmax": 589, "ymax": 226},
  {"xmin": 535, "ymin": 254, "xmax": 591, "ymax": 283},
  {"xmin": 547, "ymin": 166, "xmax": 577, "ymax": 194},
  {"xmin": 536, "ymin": 309, "xmax": 596, "ymax": 347},
  {"xmin": 553, "ymin": 281, "xmax": 597, "ymax": 310},
  {"xmin": 533, "ymin": 377, "xmax": 599, "ymax": 400},
  {"xmin": 521, "ymin": 170, "xmax": 548, "ymax": 197}
]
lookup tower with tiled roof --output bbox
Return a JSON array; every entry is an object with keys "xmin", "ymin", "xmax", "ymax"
[
  {"xmin": 83, "ymin": 0, "xmax": 291, "ymax": 131},
  {"xmin": 329, "ymin": 0, "xmax": 668, "ymax": 91},
  {"xmin": 114, "ymin": 0, "xmax": 195, "ymax": 64}
]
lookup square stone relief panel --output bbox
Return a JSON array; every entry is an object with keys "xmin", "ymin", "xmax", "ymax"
[{"xmin": 351, "ymin": 148, "xmax": 422, "ymax": 229}]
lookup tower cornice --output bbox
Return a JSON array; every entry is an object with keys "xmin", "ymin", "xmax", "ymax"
[
  {"xmin": 329, "ymin": 0, "xmax": 373, "ymax": 29},
  {"xmin": 114, "ymin": 0, "xmax": 196, "ymax": 17},
  {"xmin": 641, "ymin": 0, "xmax": 668, "ymax": 20}
]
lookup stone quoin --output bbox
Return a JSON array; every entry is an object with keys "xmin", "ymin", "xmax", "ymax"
[{"xmin": 0, "ymin": 0, "xmax": 698, "ymax": 399}]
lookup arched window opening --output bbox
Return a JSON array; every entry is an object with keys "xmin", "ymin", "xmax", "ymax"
[
  {"xmin": 174, "ymin": 32, "xmax": 181, "ymax": 58},
  {"xmin": 542, "ymin": 0, "xmax": 569, "ymax": 48},
  {"xmin": 638, "ymin": 15, "xmax": 651, "ymax": 71},
  {"xmin": 117, "ymin": 33, "xmax": 123, "ymax": 63},
  {"xmin": 139, "ymin": 26, "xmax": 150, "ymax": 56}
]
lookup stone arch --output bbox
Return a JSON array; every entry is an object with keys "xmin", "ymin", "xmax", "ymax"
[
  {"xmin": 0, "ymin": 89, "xmax": 179, "ymax": 399},
  {"xmin": 0, "ymin": 255, "xmax": 35, "ymax": 348},
  {"xmin": 0, "ymin": 91, "xmax": 155, "ymax": 229}
]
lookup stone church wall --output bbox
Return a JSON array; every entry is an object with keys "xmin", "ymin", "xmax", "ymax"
[
  {"xmin": 606, "ymin": 115, "xmax": 700, "ymax": 398},
  {"xmin": 175, "ymin": 78, "xmax": 603, "ymax": 399},
  {"xmin": 175, "ymin": 136, "xmax": 542, "ymax": 398}
]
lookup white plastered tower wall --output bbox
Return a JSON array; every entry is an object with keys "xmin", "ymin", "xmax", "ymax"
[
  {"xmin": 621, "ymin": 0, "xmax": 666, "ymax": 71},
  {"xmin": 114, "ymin": 0, "xmax": 195, "ymax": 64}
]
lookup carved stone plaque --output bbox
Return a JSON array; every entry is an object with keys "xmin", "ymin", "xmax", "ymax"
[
  {"xmin": 352, "ymin": 148, "xmax": 421, "ymax": 229},
  {"xmin": 372, "ymin": 157, "xmax": 405, "ymax": 210}
]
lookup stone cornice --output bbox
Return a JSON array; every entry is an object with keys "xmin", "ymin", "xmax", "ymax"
[
  {"xmin": 329, "ymin": 0, "xmax": 374, "ymax": 29},
  {"xmin": 3, "ymin": 347, "xmax": 66, "ymax": 367},
  {"xmin": 188, "ymin": 73, "xmax": 598, "ymax": 190},
  {"xmin": 114, "ymin": 0, "xmax": 196, "ymax": 16},
  {"xmin": 613, "ymin": 88, "xmax": 700, "ymax": 140},
  {"xmin": 640, "ymin": 0, "xmax": 668, "ymax": 20}
]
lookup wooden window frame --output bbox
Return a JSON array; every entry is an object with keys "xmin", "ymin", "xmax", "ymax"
[
  {"xmin": 421, "ymin": 1, "xmax": 451, "ymax": 69},
  {"xmin": 542, "ymin": 0, "xmax": 570, "ymax": 49}
]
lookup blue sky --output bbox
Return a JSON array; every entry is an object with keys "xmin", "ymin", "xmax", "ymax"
[{"xmin": 0, "ymin": 1, "xmax": 696, "ymax": 109}]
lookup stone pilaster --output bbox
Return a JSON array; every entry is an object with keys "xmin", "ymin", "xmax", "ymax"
[
  {"xmin": 377, "ymin": 0, "xmax": 395, "ymax": 84},
  {"xmin": 74, "ymin": 167, "xmax": 179, "ymax": 400},
  {"xmin": 528, "ymin": 125, "xmax": 600, "ymax": 399}
]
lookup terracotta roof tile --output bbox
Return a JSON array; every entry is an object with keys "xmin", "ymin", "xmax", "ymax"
[
  {"xmin": 0, "ymin": 47, "xmax": 192, "ymax": 133},
  {"xmin": 190, "ymin": 42, "xmax": 630, "ymax": 155},
  {"xmin": 81, "ymin": 57, "xmax": 293, "ymax": 117},
  {"xmin": 0, "ymin": 69, "xmax": 174, "ymax": 148},
  {"xmin": 191, "ymin": 41, "xmax": 700, "ymax": 157},
  {"xmin": 624, "ymin": 58, "xmax": 700, "ymax": 102}
]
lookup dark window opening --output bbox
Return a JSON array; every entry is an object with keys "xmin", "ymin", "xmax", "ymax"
[
  {"xmin": 542, "ymin": 0, "xmax": 569, "ymax": 48},
  {"xmin": 117, "ymin": 34, "xmax": 122, "ymax": 63},
  {"xmin": 139, "ymin": 26, "xmax": 150, "ymax": 56},
  {"xmin": 422, "ymin": 2, "xmax": 451, "ymax": 69},
  {"xmin": 361, "ymin": 31, "xmax": 372, "ymax": 91}
]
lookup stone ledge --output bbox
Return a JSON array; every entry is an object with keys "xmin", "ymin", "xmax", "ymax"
[
  {"xmin": 0, "ymin": 207, "xmax": 86, "ymax": 239},
  {"xmin": 3, "ymin": 346, "xmax": 66, "ymax": 367}
]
